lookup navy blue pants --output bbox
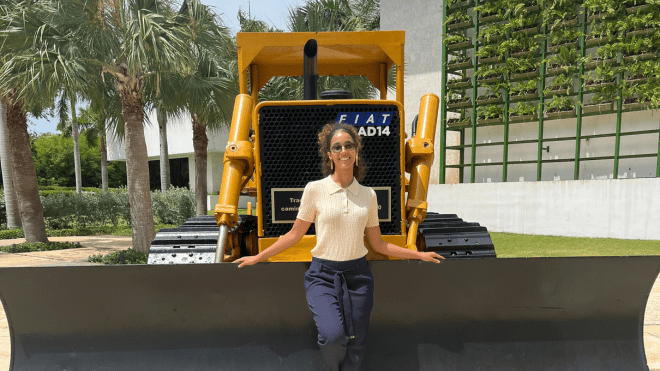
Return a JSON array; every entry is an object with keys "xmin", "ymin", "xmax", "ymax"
[{"xmin": 304, "ymin": 257, "xmax": 374, "ymax": 371}]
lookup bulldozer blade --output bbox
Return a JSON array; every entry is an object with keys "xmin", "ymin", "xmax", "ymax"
[{"xmin": 1, "ymin": 256, "xmax": 659, "ymax": 370}]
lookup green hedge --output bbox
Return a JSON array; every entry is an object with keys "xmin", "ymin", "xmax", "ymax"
[
  {"xmin": 0, "ymin": 187, "xmax": 195, "ymax": 235},
  {"xmin": 0, "ymin": 223, "xmax": 177, "ymax": 240},
  {"xmin": 39, "ymin": 187, "xmax": 195, "ymax": 230},
  {"xmin": 0, "ymin": 241, "xmax": 82, "ymax": 253}
]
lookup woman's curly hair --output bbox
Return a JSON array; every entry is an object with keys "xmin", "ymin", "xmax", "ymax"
[{"xmin": 318, "ymin": 123, "xmax": 367, "ymax": 181}]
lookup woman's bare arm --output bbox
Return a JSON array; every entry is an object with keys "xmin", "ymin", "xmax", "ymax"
[
  {"xmin": 235, "ymin": 218, "xmax": 312, "ymax": 267},
  {"xmin": 366, "ymin": 226, "xmax": 443, "ymax": 262}
]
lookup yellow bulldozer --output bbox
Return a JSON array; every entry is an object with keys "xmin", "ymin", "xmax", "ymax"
[{"xmin": 1, "ymin": 31, "xmax": 659, "ymax": 371}]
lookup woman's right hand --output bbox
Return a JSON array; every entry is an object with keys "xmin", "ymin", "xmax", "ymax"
[{"xmin": 234, "ymin": 255, "xmax": 262, "ymax": 268}]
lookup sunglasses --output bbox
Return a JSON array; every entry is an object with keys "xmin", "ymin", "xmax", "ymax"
[{"xmin": 330, "ymin": 142, "xmax": 357, "ymax": 153}]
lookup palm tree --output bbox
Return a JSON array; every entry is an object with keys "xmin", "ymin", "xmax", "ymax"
[
  {"xmin": 54, "ymin": 93, "xmax": 83, "ymax": 193},
  {"xmin": 77, "ymin": 104, "xmax": 119, "ymax": 193},
  {"xmin": 0, "ymin": 0, "xmax": 55, "ymax": 242},
  {"xmin": 0, "ymin": 99, "xmax": 22, "ymax": 229},
  {"xmin": 1, "ymin": 91, "xmax": 49, "ymax": 242},
  {"xmin": 174, "ymin": 0, "xmax": 235, "ymax": 216},
  {"xmin": 157, "ymin": 108, "xmax": 170, "ymax": 192}
]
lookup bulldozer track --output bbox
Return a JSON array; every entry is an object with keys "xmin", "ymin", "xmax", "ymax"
[{"xmin": 417, "ymin": 212, "xmax": 497, "ymax": 258}]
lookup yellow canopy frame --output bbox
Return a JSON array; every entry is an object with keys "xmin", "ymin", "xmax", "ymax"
[{"xmin": 236, "ymin": 31, "xmax": 405, "ymax": 105}]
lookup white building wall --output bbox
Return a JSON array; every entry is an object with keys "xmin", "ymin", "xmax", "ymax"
[
  {"xmin": 428, "ymin": 178, "xmax": 660, "ymax": 240},
  {"xmin": 106, "ymin": 111, "xmax": 230, "ymax": 194}
]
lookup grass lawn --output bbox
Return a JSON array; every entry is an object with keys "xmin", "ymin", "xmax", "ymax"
[{"xmin": 493, "ymin": 232, "xmax": 660, "ymax": 258}]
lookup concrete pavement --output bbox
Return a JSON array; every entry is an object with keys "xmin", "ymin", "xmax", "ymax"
[{"xmin": 1, "ymin": 237, "xmax": 660, "ymax": 370}]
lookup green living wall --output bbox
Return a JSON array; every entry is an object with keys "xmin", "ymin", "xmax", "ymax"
[{"xmin": 440, "ymin": 0, "xmax": 660, "ymax": 183}]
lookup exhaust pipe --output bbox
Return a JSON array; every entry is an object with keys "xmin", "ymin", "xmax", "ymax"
[{"xmin": 303, "ymin": 39, "xmax": 318, "ymax": 100}]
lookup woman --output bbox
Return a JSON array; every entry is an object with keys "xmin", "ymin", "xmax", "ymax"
[{"xmin": 235, "ymin": 123, "xmax": 443, "ymax": 371}]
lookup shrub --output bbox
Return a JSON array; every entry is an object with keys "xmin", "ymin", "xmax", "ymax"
[
  {"xmin": 87, "ymin": 248, "xmax": 148, "ymax": 265},
  {"xmin": 39, "ymin": 187, "xmax": 194, "ymax": 230},
  {"xmin": 0, "ymin": 241, "xmax": 82, "ymax": 253},
  {"xmin": 0, "ymin": 229, "xmax": 25, "ymax": 239},
  {"xmin": 151, "ymin": 187, "xmax": 196, "ymax": 225}
]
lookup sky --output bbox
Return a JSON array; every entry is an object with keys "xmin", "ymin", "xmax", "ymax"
[{"xmin": 28, "ymin": 0, "xmax": 305, "ymax": 135}]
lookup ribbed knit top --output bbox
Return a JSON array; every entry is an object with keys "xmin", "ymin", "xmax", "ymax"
[{"xmin": 297, "ymin": 176, "xmax": 379, "ymax": 261}]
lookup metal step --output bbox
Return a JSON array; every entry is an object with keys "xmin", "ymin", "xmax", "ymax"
[{"xmin": 148, "ymin": 215, "xmax": 257, "ymax": 265}]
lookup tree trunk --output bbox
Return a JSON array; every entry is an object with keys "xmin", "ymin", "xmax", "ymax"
[
  {"xmin": 4, "ymin": 91, "xmax": 48, "ymax": 242},
  {"xmin": 192, "ymin": 114, "xmax": 208, "ymax": 216},
  {"xmin": 0, "ymin": 97, "xmax": 22, "ymax": 229},
  {"xmin": 117, "ymin": 77, "xmax": 155, "ymax": 253},
  {"xmin": 100, "ymin": 133, "xmax": 108, "ymax": 193},
  {"xmin": 157, "ymin": 108, "xmax": 170, "ymax": 192},
  {"xmin": 71, "ymin": 95, "xmax": 82, "ymax": 193}
]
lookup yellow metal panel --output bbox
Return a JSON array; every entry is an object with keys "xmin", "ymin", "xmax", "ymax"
[
  {"xmin": 260, "ymin": 236, "xmax": 316, "ymax": 262},
  {"xmin": 258, "ymin": 235, "xmax": 410, "ymax": 262}
]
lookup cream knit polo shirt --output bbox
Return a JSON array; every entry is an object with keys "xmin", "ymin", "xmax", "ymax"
[{"xmin": 297, "ymin": 176, "xmax": 379, "ymax": 261}]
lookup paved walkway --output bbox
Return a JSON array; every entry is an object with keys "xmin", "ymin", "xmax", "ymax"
[{"xmin": 1, "ymin": 237, "xmax": 660, "ymax": 370}]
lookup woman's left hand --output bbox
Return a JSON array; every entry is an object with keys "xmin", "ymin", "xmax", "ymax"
[{"xmin": 418, "ymin": 251, "xmax": 444, "ymax": 263}]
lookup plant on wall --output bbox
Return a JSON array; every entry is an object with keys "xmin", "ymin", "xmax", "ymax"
[
  {"xmin": 446, "ymin": 89, "xmax": 471, "ymax": 105},
  {"xmin": 544, "ymin": 73, "xmax": 573, "ymax": 95},
  {"xmin": 627, "ymin": 60, "xmax": 660, "ymax": 81},
  {"xmin": 621, "ymin": 37, "xmax": 657, "ymax": 58},
  {"xmin": 508, "ymin": 12, "xmax": 541, "ymax": 33},
  {"xmin": 507, "ymin": 0, "xmax": 540, "ymax": 16},
  {"xmin": 506, "ymin": 56, "xmax": 540, "ymax": 78},
  {"xmin": 583, "ymin": 63, "xmax": 618, "ymax": 86},
  {"xmin": 477, "ymin": 82, "xmax": 505, "ymax": 101},
  {"xmin": 484, "ymin": 80, "xmax": 511, "ymax": 94},
  {"xmin": 447, "ymin": 0, "xmax": 473, "ymax": 6},
  {"xmin": 445, "ymin": 11, "xmax": 472, "ymax": 27},
  {"xmin": 583, "ymin": 0, "xmax": 620, "ymax": 20},
  {"xmin": 595, "ymin": 43, "xmax": 620, "ymax": 62},
  {"xmin": 590, "ymin": 86, "xmax": 617, "ymax": 104},
  {"xmin": 622, "ymin": 80, "xmax": 660, "ymax": 106},
  {"xmin": 510, "ymin": 79, "xmax": 538, "ymax": 97},
  {"xmin": 544, "ymin": 95, "xmax": 575, "ymax": 113},
  {"xmin": 549, "ymin": 27, "xmax": 582, "ymax": 48},
  {"xmin": 587, "ymin": 22, "xmax": 617, "ymax": 45},
  {"xmin": 480, "ymin": 23, "xmax": 507, "ymax": 43},
  {"xmin": 477, "ymin": 104, "xmax": 504, "ymax": 120},
  {"xmin": 618, "ymin": 11, "xmax": 658, "ymax": 36},
  {"xmin": 475, "ymin": 64, "xmax": 507, "ymax": 81},
  {"xmin": 476, "ymin": 44, "xmax": 499, "ymax": 60},
  {"xmin": 538, "ymin": 0, "xmax": 578, "ymax": 29},
  {"xmin": 448, "ymin": 54, "xmax": 472, "ymax": 68},
  {"xmin": 474, "ymin": 0, "xmax": 505, "ymax": 19},
  {"xmin": 500, "ymin": 36, "xmax": 540, "ymax": 56},
  {"xmin": 444, "ymin": 33, "xmax": 471, "ymax": 46},
  {"xmin": 545, "ymin": 46, "xmax": 581, "ymax": 74},
  {"xmin": 509, "ymin": 102, "xmax": 538, "ymax": 117}
]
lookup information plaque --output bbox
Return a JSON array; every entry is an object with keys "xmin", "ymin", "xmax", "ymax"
[{"xmin": 271, "ymin": 187, "xmax": 392, "ymax": 223}]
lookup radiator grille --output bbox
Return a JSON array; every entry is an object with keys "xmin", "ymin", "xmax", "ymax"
[{"xmin": 258, "ymin": 103, "xmax": 402, "ymax": 237}]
